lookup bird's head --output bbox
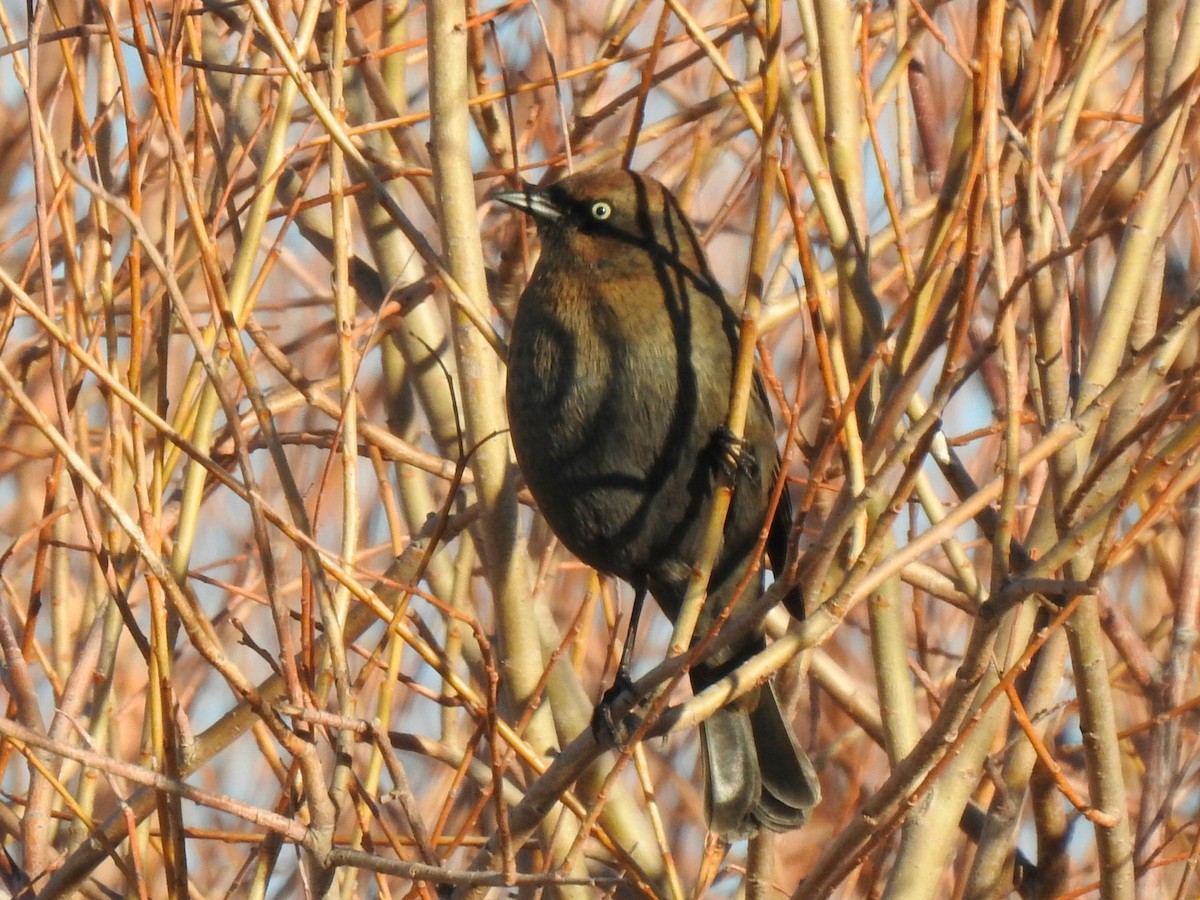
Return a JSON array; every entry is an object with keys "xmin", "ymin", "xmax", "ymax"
[{"xmin": 494, "ymin": 169, "xmax": 710, "ymax": 276}]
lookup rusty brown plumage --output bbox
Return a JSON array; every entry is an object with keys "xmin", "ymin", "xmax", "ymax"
[{"xmin": 497, "ymin": 169, "xmax": 819, "ymax": 838}]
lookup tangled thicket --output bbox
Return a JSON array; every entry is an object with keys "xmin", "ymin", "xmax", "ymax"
[{"xmin": 1, "ymin": 0, "xmax": 1199, "ymax": 897}]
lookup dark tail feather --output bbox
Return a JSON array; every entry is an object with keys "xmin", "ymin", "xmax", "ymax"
[
  {"xmin": 749, "ymin": 681, "xmax": 820, "ymax": 831},
  {"xmin": 700, "ymin": 707, "xmax": 760, "ymax": 838},
  {"xmin": 699, "ymin": 681, "xmax": 819, "ymax": 838}
]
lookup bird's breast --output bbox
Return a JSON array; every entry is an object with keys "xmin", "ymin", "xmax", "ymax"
[
  {"xmin": 506, "ymin": 265, "xmax": 699, "ymax": 574},
  {"xmin": 508, "ymin": 295, "xmax": 610, "ymax": 445}
]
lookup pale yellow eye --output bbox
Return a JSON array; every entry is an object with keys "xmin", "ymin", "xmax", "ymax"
[{"xmin": 590, "ymin": 201, "xmax": 612, "ymax": 221}]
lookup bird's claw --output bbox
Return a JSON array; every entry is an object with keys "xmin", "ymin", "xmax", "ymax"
[
  {"xmin": 591, "ymin": 673, "xmax": 639, "ymax": 749},
  {"xmin": 714, "ymin": 426, "xmax": 760, "ymax": 481}
]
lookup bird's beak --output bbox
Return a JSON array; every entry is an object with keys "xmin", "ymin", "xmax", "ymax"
[{"xmin": 493, "ymin": 188, "xmax": 563, "ymax": 223}]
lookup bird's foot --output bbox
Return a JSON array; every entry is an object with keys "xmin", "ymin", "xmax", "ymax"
[
  {"xmin": 714, "ymin": 426, "xmax": 760, "ymax": 481},
  {"xmin": 591, "ymin": 672, "xmax": 640, "ymax": 749}
]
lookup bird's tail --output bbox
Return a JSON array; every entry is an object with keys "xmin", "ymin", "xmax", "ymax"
[{"xmin": 700, "ymin": 680, "xmax": 820, "ymax": 838}]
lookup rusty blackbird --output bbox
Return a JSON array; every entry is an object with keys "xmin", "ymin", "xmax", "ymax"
[{"xmin": 496, "ymin": 169, "xmax": 819, "ymax": 838}]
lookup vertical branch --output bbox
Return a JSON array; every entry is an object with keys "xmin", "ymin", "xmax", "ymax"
[{"xmin": 425, "ymin": 0, "xmax": 565, "ymax": 886}]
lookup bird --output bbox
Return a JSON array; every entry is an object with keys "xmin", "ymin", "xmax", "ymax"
[{"xmin": 495, "ymin": 169, "xmax": 819, "ymax": 838}]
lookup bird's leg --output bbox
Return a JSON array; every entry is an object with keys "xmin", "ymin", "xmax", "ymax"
[
  {"xmin": 591, "ymin": 584, "xmax": 647, "ymax": 747},
  {"xmin": 713, "ymin": 426, "xmax": 760, "ymax": 482},
  {"xmin": 610, "ymin": 584, "xmax": 646, "ymax": 698}
]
